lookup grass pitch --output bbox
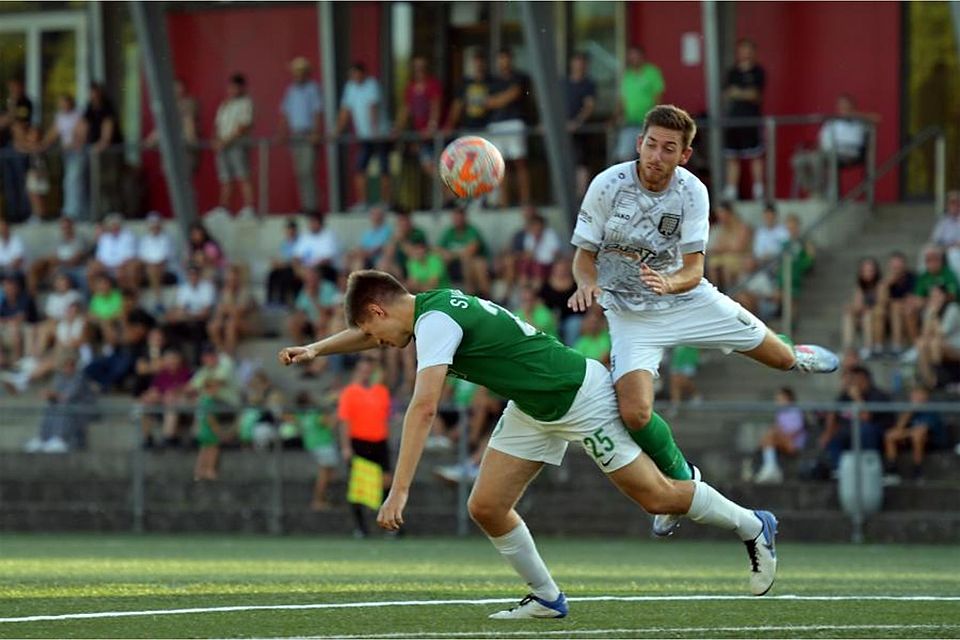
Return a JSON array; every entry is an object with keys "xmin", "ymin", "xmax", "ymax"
[{"xmin": 1, "ymin": 534, "xmax": 958, "ymax": 638}]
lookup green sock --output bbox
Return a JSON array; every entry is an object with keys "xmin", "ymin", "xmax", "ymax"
[
  {"xmin": 777, "ymin": 333, "xmax": 795, "ymax": 351},
  {"xmin": 627, "ymin": 411, "xmax": 692, "ymax": 480}
]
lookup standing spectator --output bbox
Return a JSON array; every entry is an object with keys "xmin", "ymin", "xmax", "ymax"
[
  {"xmin": 347, "ymin": 206, "xmax": 392, "ymax": 271},
  {"xmin": 439, "ymin": 207, "xmax": 490, "ymax": 296},
  {"xmin": 185, "ymin": 222, "xmax": 225, "ymax": 274},
  {"xmin": 80, "ymin": 82, "xmax": 124, "ymax": 216},
  {"xmin": 209, "ymin": 73, "xmax": 255, "ymax": 219},
  {"xmin": 722, "ymin": 39, "xmax": 766, "ymax": 201},
  {"xmin": 906, "ymin": 247, "xmax": 960, "ymax": 344},
  {"xmin": 164, "ymin": 264, "xmax": 217, "ymax": 364},
  {"xmin": 337, "ymin": 356, "xmax": 392, "ymax": 538},
  {"xmin": 706, "ymin": 201, "xmax": 753, "ymax": 290},
  {"xmin": 930, "ymin": 190, "xmax": 960, "ymax": 277},
  {"xmin": 392, "ymin": 56, "xmax": 443, "ymax": 200},
  {"xmin": 336, "ymin": 62, "xmax": 391, "ymax": 208},
  {"xmin": 753, "ymin": 387, "xmax": 805, "ymax": 484},
  {"xmin": 485, "ymin": 48, "xmax": 531, "ymax": 207},
  {"xmin": 135, "ymin": 213, "xmax": 177, "ymax": 312},
  {"xmin": 41, "ymin": 94, "xmax": 85, "ymax": 219},
  {"xmin": 206, "ymin": 264, "xmax": 255, "ymax": 356},
  {"xmin": 820, "ymin": 366, "xmax": 892, "ymax": 470},
  {"xmin": 842, "ymin": 257, "xmax": 883, "ymax": 359},
  {"xmin": 915, "ymin": 285, "xmax": 960, "ymax": 389},
  {"xmin": 265, "ymin": 218, "xmax": 301, "ymax": 307},
  {"xmin": 186, "ymin": 346, "xmax": 241, "ymax": 407},
  {"xmin": 26, "ymin": 217, "xmax": 90, "ymax": 294},
  {"xmin": 87, "ymin": 214, "xmax": 138, "ymax": 291},
  {"xmin": 0, "ymin": 275, "xmax": 38, "ymax": 369},
  {"xmin": 564, "ymin": 52, "xmax": 597, "ymax": 198},
  {"xmin": 1, "ymin": 76, "xmax": 33, "ymax": 221},
  {"xmin": 668, "ymin": 346, "xmax": 701, "ymax": 417},
  {"xmin": 278, "ymin": 57, "xmax": 324, "ymax": 213},
  {"xmin": 612, "ymin": 46, "xmax": 664, "ymax": 162},
  {"xmin": 752, "ymin": 203, "xmax": 789, "ymax": 261},
  {"xmin": 23, "ymin": 350, "xmax": 96, "ymax": 453},
  {"xmin": 193, "ymin": 378, "xmax": 232, "ymax": 481},
  {"xmin": 292, "ymin": 213, "xmax": 340, "ymax": 282},
  {"xmin": 294, "ymin": 390, "xmax": 338, "ymax": 511},
  {"xmin": 23, "ymin": 126, "xmax": 50, "ymax": 222},
  {"xmin": 0, "ymin": 217, "xmax": 25, "ymax": 279},
  {"xmin": 877, "ymin": 251, "xmax": 916, "ymax": 355},
  {"xmin": 445, "ymin": 50, "xmax": 491, "ymax": 134},
  {"xmin": 145, "ymin": 79, "xmax": 200, "ymax": 174},
  {"xmin": 883, "ymin": 386, "xmax": 945, "ymax": 481}
]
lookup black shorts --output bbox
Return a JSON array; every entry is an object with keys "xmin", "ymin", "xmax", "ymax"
[
  {"xmin": 724, "ymin": 126, "xmax": 764, "ymax": 158},
  {"xmin": 356, "ymin": 141, "xmax": 391, "ymax": 172},
  {"xmin": 351, "ymin": 438, "xmax": 391, "ymax": 472}
]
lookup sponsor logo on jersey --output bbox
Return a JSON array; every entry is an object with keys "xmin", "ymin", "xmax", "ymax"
[
  {"xmin": 601, "ymin": 242, "xmax": 657, "ymax": 263},
  {"xmin": 658, "ymin": 213, "xmax": 681, "ymax": 236}
]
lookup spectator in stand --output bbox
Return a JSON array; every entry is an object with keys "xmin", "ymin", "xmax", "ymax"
[
  {"xmin": 87, "ymin": 214, "xmax": 138, "ymax": 291},
  {"xmin": 820, "ymin": 365, "xmax": 892, "ymax": 470},
  {"xmin": 1, "ymin": 76, "xmax": 33, "ymax": 221},
  {"xmin": 722, "ymin": 39, "xmax": 766, "ymax": 201},
  {"xmin": 292, "ymin": 213, "xmax": 339, "ymax": 282},
  {"xmin": 392, "ymin": 56, "xmax": 443, "ymax": 201},
  {"xmin": 186, "ymin": 222, "xmax": 225, "ymax": 275},
  {"xmin": 336, "ymin": 62, "xmax": 391, "ymax": 209},
  {"xmin": 139, "ymin": 348, "xmax": 193, "ymax": 449},
  {"xmin": 883, "ymin": 386, "xmax": 945, "ymax": 482},
  {"xmin": 10, "ymin": 300, "xmax": 88, "ymax": 390},
  {"xmin": 29, "ymin": 272, "xmax": 82, "ymax": 359},
  {"xmin": 613, "ymin": 46, "xmax": 664, "ymax": 162},
  {"xmin": 445, "ymin": 49, "xmax": 491, "ymax": 134},
  {"xmin": 707, "ymin": 201, "xmax": 753, "ymax": 291},
  {"xmin": 930, "ymin": 190, "xmax": 960, "ymax": 276},
  {"xmin": 337, "ymin": 355, "xmax": 392, "ymax": 538},
  {"xmin": 145, "ymin": 79, "xmax": 200, "ymax": 174},
  {"xmin": 378, "ymin": 208, "xmax": 427, "ymax": 279},
  {"xmin": 753, "ymin": 203, "xmax": 789, "ymax": 262},
  {"xmin": 83, "ymin": 304, "xmax": 153, "ymax": 392},
  {"xmin": 668, "ymin": 346, "xmax": 701, "ymax": 418},
  {"xmin": 915, "ymin": 285, "xmax": 960, "ymax": 389},
  {"xmin": 733, "ymin": 257, "xmax": 780, "ymax": 321},
  {"xmin": 0, "ymin": 275, "xmax": 38, "ymax": 369},
  {"xmin": 842, "ymin": 257, "xmax": 883, "ymax": 360},
  {"xmin": 207, "ymin": 264, "xmax": 255, "ymax": 356},
  {"xmin": 515, "ymin": 212, "xmax": 561, "ymax": 287},
  {"xmin": 0, "ymin": 217, "xmax": 25, "ymax": 280},
  {"xmin": 23, "ymin": 125, "xmax": 50, "ymax": 222},
  {"xmin": 514, "ymin": 284, "xmax": 557, "ymax": 337},
  {"xmin": 80, "ymin": 82, "xmax": 124, "ymax": 216},
  {"xmin": 753, "ymin": 387, "xmax": 806, "ymax": 484},
  {"xmin": 266, "ymin": 218, "xmax": 301, "ymax": 307},
  {"xmin": 193, "ymin": 378, "xmax": 232, "ymax": 481},
  {"xmin": 287, "ymin": 267, "xmax": 340, "ymax": 351},
  {"xmin": 572, "ymin": 305, "xmax": 611, "ymax": 366},
  {"xmin": 278, "ymin": 57, "xmax": 324, "ymax": 213},
  {"xmin": 439, "ymin": 206, "xmax": 490, "ymax": 296},
  {"xmin": 294, "ymin": 390, "xmax": 338, "ymax": 511},
  {"xmin": 209, "ymin": 73, "xmax": 255, "ymax": 219},
  {"xmin": 23, "ymin": 350, "xmax": 96, "ymax": 453},
  {"xmin": 347, "ymin": 206, "xmax": 392, "ymax": 271},
  {"xmin": 41, "ymin": 94, "xmax": 85, "ymax": 220},
  {"xmin": 135, "ymin": 213, "xmax": 177, "ymax": 312},
  {"xmin": 539, "ymin": 256, "xmax": 580, "ymax": 345},
  {"xmin": 164, "ymin": 264, "xmax": 217, "ymax": 365},
  {"xmin": 564, "ymin": 52, "xmax": 597, "ymax": 198},
  {"xmin": 877, "ymin": 251, "xmax": 916, "ymax": 355},
  {"xmin": 485, "ymin": 48, "xmax": 531, "ymax": 207},
  {"xmin": 87, "ymin": 273, "xmax": 123, "ymax": 348},
  {"xmin": 26, "ymin": 217, "xmax": 90, "ymax": 294},
  {"xmin": 405, "ymin": 238, "xmax": 448, "ymax": 293},
  {"xmin": 777, "ymin": 213, "xmax": 816, "ymax": 297},
  {"xmin": 133, "ymin": 326, "xmax": 166, "ymax": 395},
  {"xmin": 906, "ymin": 246, "xmax": 960, "ymax": 344},
  {"xmin": 186, "ymin": 345, "xmax": 241, "ymax": 407}
]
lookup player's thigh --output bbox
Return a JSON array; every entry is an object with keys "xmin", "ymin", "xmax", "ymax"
[
  {"xmin": 676, "ymin": 287, "xmax": 768, "ymax": 355},
  {"xmin": 606, "ymin": 450, "xmax": 693, "ymax": 515},
  {"xmin": 470, "ymin": 446, "xmax": 543, "ymax": 515},
  {"xmin": 487, "ymin": 402, "xmax": 569, "ymax": 468},
  {"xmin": 604, "ymin": 309, "xmax": 666, "ymax": 381}
]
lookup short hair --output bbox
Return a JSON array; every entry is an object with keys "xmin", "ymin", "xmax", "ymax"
[
  {"xmin": 344, "ymin": 270, "xmax": 409, "ymax": 327},
  {"xmin": 498, "ymin": 47, "xmax": 513, "ymax": 58},
  {"xmin": 850, "ymin": 365, "xmax": 872, "ymax": 381},
  {"xmin": 350, "ymin": 61, "xmax": 367, "ymax": 74},
  {"xmin": 571, "ymin": 51, "xmax": 589, "ymax": 63},
  {"xmin": 229, "ymin": 73, "xmax": 246, "ymax": 87},
  {"xmin": 778, "ymin": 386, "xmax": 796, "ymax": 402},
  {"xmin": 642, "ymin": 104, "xmax": 697, "ymax": 148}
]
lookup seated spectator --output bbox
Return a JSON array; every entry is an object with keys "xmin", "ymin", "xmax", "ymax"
[
  {"xmin": 0, "ymin": 217, "xmax": 25, "ymax": 280},
  {"xmin": 207, "ymin": 264, "xmax": 255, "ymax": 356},
  {"xmin": 754, "ymin": 387, "xmax": 805, "ymax": 484},
  {"xmin": 820, "ymin": 365, "xmax": 892, "ymax": 470},
  {"xmin": 139, "ymin": 348, "xmax": 193, "ymax": 449},
  {"xmin": 164, "ymin": 265, "xmax": 217, "ymax": 364},
  {"xmin": 752, "ymin": 203, "xmax": 789, "ymax": 261},
  {"xmin": 515, "ymin": 213, "xmax": 561, "ymax": 287},
  {"xmin": 0, "ymin": 275, "xmax": 38, "ymax": 369},
  {"xmin": 23, "ymin": 350, "xmax": 96, "ymax": 453},
  {"xmin": 514, "ymin": 284, "xmax": 557, "ymax": 337},
  {"xmin": 438, "ymin": 207, "xmax": 490, "ymax": 296},
  {"xmin": 876, "ymin": 251, "xmax": 915, "ymax": 355},
  {"xmin": 29, "ymin": 272, "xmax": 82, "ymax": 359},
  {"xmin": 405, "ymin": 239, "xmax": 449, "ymax": 293},
  {"xmin": 26, "ymin": 217, "xmax": 90, "ymax": 295},
  {"xmin": 193, "ymin": 378, "xmax": 233, "ymax": 481},
  {"xmin": 538, "ymin": 257, "xmax": 579, "ymax": 345},
  {"xmin": 134, "ymin": 327, "xmax": 168, "ymax": 393},
  {"xmin": 668, "ymin": 345, "xmax": 701, "ymax": 417},
  {"xmin": 347, "ymin": 206, "xmax": 392, "ymax": 271},
  {"xmin": 135, "ymin": 213, "xmax": 178, "ymax": 311},
  {"xmin": 915, "ymin": 285, "xmax": 960, "ymax": 389},
  {"xmin": 186, "ymin": 222, "xmax": 225, "ymax": 275},
  {"xmin": 707, "ymin": 201, "xmax": 752, "ymax": 290},
  {"xmin": 572, "ymin": 306, "xmax": 611, "ymax": 366},
  {"xmin": 88, "ymin": 273, "xmax": 123, "ymax": 348},
  {"xmin": 265, "ymin": 218, "xmax": 301, "ymax": 307},
  {"xmin": 378, "ymin": 208, "xmax": 427, "ymax": 278},
  {"xmin": 287, "ymin": 268, "xmax": 340, "ymax": 347},
  {"xmin": 906, "ymin": 246, "xmax": 959, "ymax": 344},
  {"xmin": 883, "ymin": 386, "xmax": 945, "ymax": 482},
  {"xmin": 186, "ymin": 346, "xmax": 241, "ymax": 407},
  {"xmin": 87, "ymin": 214, "xmax": 138, "ymax": 291},
  {"xmin": 292, "ymin": 213, "xmax": 339, "ymax": 282},
  {"xmin": 842, "ymin": 257, "xmax": 883, "ymax": 359},
  {"xmin": 293, "ymin": 390, "xmax": 338, "ymax": 511},
  {"xmin": 497, "ymin": 205, "xmax": 538, "ymax": 291},
  {"xmin": 733, "ymin": 256, "xmax": 780, "ymax": 321},
  {"xmin": 930, "ymin": 190, "xmax": 960, "ymax": 280},
  {"xmin": 83, "ymin": 306, "xmax": 154, "ymax": 393}
]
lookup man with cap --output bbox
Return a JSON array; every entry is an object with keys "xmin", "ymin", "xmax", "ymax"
[{"xmin": 279, "ymin": 57, "xmax": 324, "ymax": 213}]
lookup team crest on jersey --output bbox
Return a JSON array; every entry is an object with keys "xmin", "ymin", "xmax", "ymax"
[{"xmin": 658, "ymin": 213, "xmax": 681, "ymax": 236}]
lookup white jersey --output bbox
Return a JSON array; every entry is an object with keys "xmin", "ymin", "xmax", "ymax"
[{"xmin": 572, "ymin": 162, "xmax": 711, "ymax": 312}]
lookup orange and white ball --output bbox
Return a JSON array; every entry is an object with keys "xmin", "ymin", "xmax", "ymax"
[{"xmin": 439, "ymin": 136, "xmax": 505, "ymax": 199}]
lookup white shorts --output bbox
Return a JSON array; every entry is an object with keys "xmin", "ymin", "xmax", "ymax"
[
  {"xmin": 487, "ymin": 119, "xmax": 527, "ymax": 160},
  {"xmin": 605, "ymin": 287, "xmax": 768, "ymax": 382},
  {"xmin": 487, "ymin": 359, "xmax": 642, "ymax": 473}
]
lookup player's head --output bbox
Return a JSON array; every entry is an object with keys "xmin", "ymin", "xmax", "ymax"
[
  {"xmin": 637, "ymin": 105, "xmax": 696, "ymax": 184},
  {"xmin": 344, "ymin": 270, "xmax": 415, "ymax": 348}
]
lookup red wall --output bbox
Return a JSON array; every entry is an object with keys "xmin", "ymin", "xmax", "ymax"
[{"xmin": 629, "ymin": 1, "xmax": 901, "ymax": 201}]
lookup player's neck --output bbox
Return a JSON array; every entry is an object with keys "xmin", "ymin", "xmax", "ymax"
[{"xmin": 634, "ymin": 161, "xmax": 672, "ymax": 193}]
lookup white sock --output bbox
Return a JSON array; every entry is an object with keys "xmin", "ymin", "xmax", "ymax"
[
  {"xmin": 488, "ymin": 520, "xmax": 561, "ymax": 601},
  {"xmin": 686, "ymin": 481, "xmax": 763, "ymax": 541},
  {"xmin": 762, "ymin": 446, "xmax": 778, "ymax": 468}
]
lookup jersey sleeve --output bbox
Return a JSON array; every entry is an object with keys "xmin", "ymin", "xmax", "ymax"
[
  {"xmin": 414, "ymin": 311, "xmax": 464, "ymax": 371},
  {"xmin": 679, "ymin": 178, "xmax": 710, "ymax": 254},
  {"xmin": 571, "ymin": 173, "xmax": 612, "ymax": 252}
]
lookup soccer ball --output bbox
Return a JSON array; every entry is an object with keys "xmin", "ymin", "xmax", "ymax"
[{"xmin": 439, "ymin": 136, "xmax": 505, "ymax": 199}]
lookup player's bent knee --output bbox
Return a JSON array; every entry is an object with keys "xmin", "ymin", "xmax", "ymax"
[{"xmin": 467, "ymin": 496, "xmax": 507, "ymax": 529}]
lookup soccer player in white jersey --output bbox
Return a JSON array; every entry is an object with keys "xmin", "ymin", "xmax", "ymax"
[{"xmin": 568, "ymin": 105, "xmax": 839, "ymax": 536}]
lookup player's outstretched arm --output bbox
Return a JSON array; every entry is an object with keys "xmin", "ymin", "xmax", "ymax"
[
  {"xmin": 569, "ymin": 247, "xmax": 602, "ymax": 312},
  {"xmin": 278, "ymin": 328, "xmax": 379, "ymax": 365},
  {"xmin": 377, "ymin": 364, "xmax": 448, "ymax": 531}
]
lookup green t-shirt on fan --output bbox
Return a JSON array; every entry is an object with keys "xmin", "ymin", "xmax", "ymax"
[
  {"xmin": 440, "ymin": 225, "xmax": 488, "ymax": 258},
  {"xmin": 621, "ymin": 63, "xmax": 665, "ymax": 125},
  {"xmin": 407, "ymin": 253, "xmax": 450, "ymax": 289},
  {"xmin": 573, "ymin": 333, "xmax": 611, "ymax": 362},
  {"xmin": 300, "ymin": 411, "xmax": 334, "ymax": 450}
]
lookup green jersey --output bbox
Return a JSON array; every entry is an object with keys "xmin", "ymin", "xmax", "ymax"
[{"xmin": 414, "ymin": 289, "xmax": 586, "ymax": 421}]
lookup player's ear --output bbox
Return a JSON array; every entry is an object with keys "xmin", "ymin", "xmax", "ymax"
[
  {"xmin": 679, "ymin": 147, "xmax": 693, "ymax": 166},
  {"xmin": 367, "ymin": 303, "xmax": 386, "ymax": 319}
]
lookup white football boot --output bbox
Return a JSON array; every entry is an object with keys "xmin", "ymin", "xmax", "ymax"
[
  {"xmin": 745, "ymin": 510, "xmax": 778, "ymax": 596},
  {"xmin": 488, "ymin": 593, "xmax": 568, "ymax": 619}
]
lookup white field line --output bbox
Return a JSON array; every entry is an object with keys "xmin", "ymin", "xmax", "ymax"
[{"xmin": 1, "ymin": 594, "xmax": 959, "ymax": 624}]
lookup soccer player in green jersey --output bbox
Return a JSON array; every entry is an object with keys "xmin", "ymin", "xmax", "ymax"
[{"xmin": 280, "ymin": 271, "xmax": 778, "ymax": 619}]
